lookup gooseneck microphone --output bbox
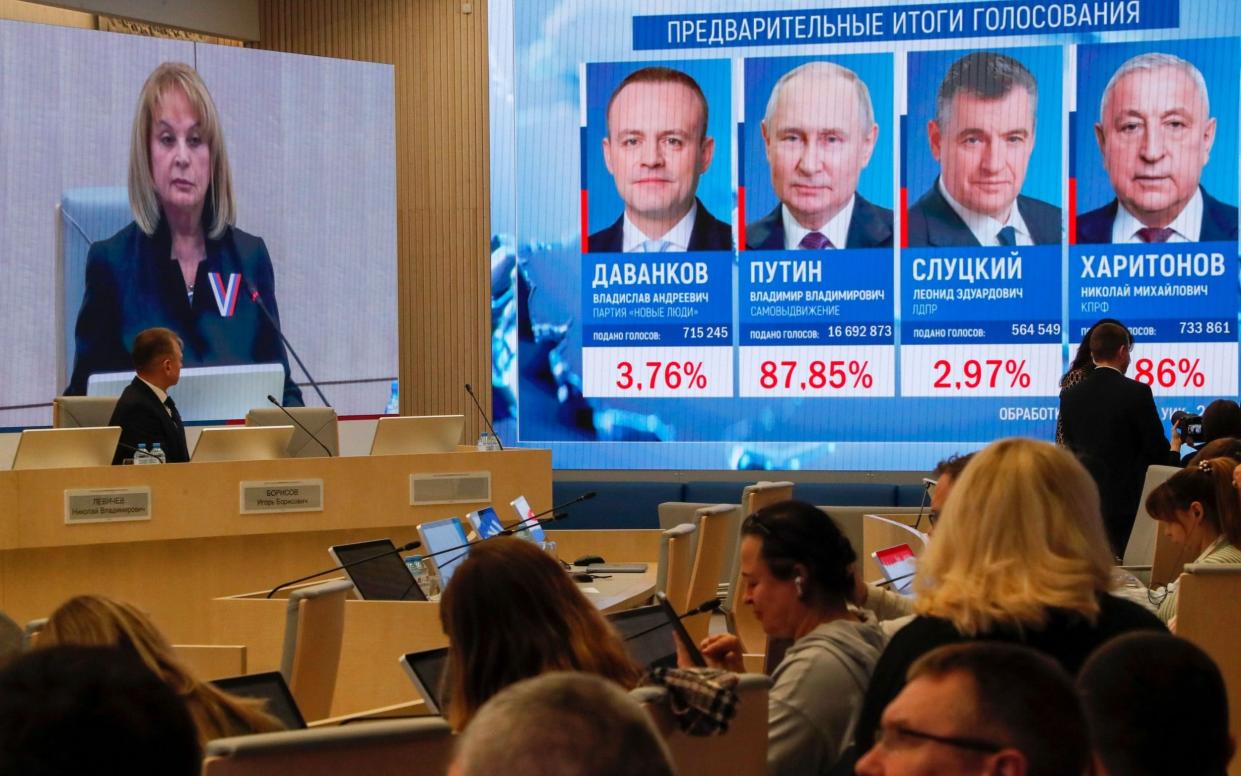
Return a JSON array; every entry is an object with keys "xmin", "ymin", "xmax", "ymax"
[
  {"xmin": 243, "ymin": 276, "xmax": 331, "ymax": 408},
  {"xmin": 524, "ymin": 491, "xmax": 596, "ymax": 525},
  {"xmin": 622, "ymin": 597, "xmax": 724, "ymax": 642},
  {"xmin": 266, "ymin": 395, "xmax": 333, "ymax": 457},
  {"xmin": 265, "ymin": 540, "xmax": 421, "ymax": 599},
  {"xmin": 464, "ymin": 383, "xmax": 504, "ymax": 450}
]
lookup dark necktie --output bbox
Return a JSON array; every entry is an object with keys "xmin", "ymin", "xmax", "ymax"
[
  {"xmin": 164, "ymin": 396, "xmax": 183, "ymax": 428},
  {"xmin": 1137, "ymin": 227, "xmax": 1174, "ymax": 243},
  {"xmin": 798, "ymin": 232, "xmax": 833, "ymax": 250},
  {"xmin": 996, "ymin": 226, "xmax": 1018, "ymax": 246}
]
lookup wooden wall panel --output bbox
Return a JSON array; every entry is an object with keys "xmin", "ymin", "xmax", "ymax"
[{"xmin": 257, "ymin": 0, "xmax": 492, "ymax": 439}]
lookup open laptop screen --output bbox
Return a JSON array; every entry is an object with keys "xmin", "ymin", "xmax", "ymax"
[
  {"xmin": 212, "ymin": 671, "xmax": 307, "ymax": 730},
  {"xmin": 328, "ymin": 539, "xmax": 426, "ymax": 601}
]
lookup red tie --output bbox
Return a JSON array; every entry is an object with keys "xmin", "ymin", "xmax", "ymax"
[{"xmin": 1137, "ymin": 227, "xmax": 1174, "ymax": 243}]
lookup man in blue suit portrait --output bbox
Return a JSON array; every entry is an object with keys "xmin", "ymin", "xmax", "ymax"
[
  {"xmin": 1078, "ymin": 53, "xmax": 1238, "ymax": 244},
  {"xmin": 587, "ymin": 67, "xmax": 732, "ymax": 253},
  {"xmin": 907, "ymin": 52, "xmax": 1061, "ymax": 248},
  {"xmin": 746, "ymin": 61, "xmax": 891, "ymax": 251}
]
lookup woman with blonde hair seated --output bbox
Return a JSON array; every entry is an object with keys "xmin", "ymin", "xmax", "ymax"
[
  {"xmin": 37, "ymin": 594, "xmax": 282, "ymax": 745},
  {"xmin": 440, "ymin": 537, "xmax": 640, "ymax": 730},
  {"xmin": 853, "ymin": 437, "xmax": 1165, "ymax": 754}
]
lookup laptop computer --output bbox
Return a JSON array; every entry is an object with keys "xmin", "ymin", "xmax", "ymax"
[
  {"xmin": 327, "ymin": 538, "xmax": 426, "ymax": 601},
  {"xmin": 416, "ymin": 517, "xmax": 471, "ymax": 588},
  {"xmin": 369, "ymin": 415, "xmax": 464, "ymax": 456},
  {"xmin": 190, "ymin": 425, "xmax": 294, "ymax": 463},
  {"xmin": 10, "ymin": 426, "xmax": 121, "ymax": 470},
  {"xmin": 398, "ymin": 647, "xmax": 449, "ymax": 715},
  {"xmin": 211, "ymin": 671, "xmax": 307, "ymax": 730}
]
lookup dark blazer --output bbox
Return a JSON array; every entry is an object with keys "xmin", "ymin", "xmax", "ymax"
[
  {"xmin": 1076, "ymin": 186, "xmax": 1239, "ymax": 244},
  {"xmin": 587, "ymin": 198, "xmax": 733, "ymax": 252},
  {"xmin": 65, "ymin": 221, "xmax": 303, "ymax": 406},
  {"xmin": 108, "ymin": 377, "xmax": 189, "ymax": 464},
  {"xmin": 1059, "ymin": 367, "xmax": 1179, "ymax": 555},
  {"xmin": 907, "ymin": 181, "xmax": 1061, "ymax": 247},
  {"xmin": 744, "ymin": 193, "xmax": 893, "ymax": 250}
]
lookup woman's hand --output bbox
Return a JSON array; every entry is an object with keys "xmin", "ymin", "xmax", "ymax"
[{"xmin": 699, "ymin": 633, "xmax": 745, "ymax": 672}]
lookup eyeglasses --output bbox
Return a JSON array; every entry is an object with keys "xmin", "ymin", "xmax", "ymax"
[{"xmin": 874, "ymin": 724, "xmax": 1005, "ymax": 754}]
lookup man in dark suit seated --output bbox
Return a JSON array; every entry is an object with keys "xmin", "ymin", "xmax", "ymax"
[
  {"xmin": 746, "ymin": 61, "xmax": 891, "ymax": 251},
  {"xmin": 1078, "ymin": 52, "xmax": 1237, "ymax": 244},
  {"xmin": 587, "ymin": 67, "xmax": 731, "ymax": 253},
  {"xmin": 108, "ymin": 327, "xmax": 190, "ymax": 464},
  {"xmin": 907, "ymin": 52, "xmax": 1061, "ymax": 248},
  {"xmin": 1060, "ymin": 322, "xmax": 1179, "ymax": 556}
]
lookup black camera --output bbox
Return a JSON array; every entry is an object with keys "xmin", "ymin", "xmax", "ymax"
[{"xmin": 1176, "ymin": 413, "xmax": 1205, "ymax": 446}]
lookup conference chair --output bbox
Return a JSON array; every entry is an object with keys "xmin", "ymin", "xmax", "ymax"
[
  {"xmin": 202, "ymin": 717, "xmax": 455, "ymax": 776},
  {"xmin": 632, "ymin": 673, "xmax": 771, "ymax": 776},
  {"xmin": 656, "ymin": 523, "xmax": 697, "ymax": 613},
  {"xmin": 681, "ymin": 504, "xmax": 742, "ymax": 646},
  {"xmin": 51, "ymin": 396, "xmax": 119, "ymax": 428},
  {"xmin": 1121, "ymin": 465, "xmax": 1181, "ymax": 585},
  {"xmin": 280, "ymin": 579, "xmax": 354, "ymax": 721},
  {"xmin": 1175, "ymin": 563, "xmax": 1241, "ymax": 776},
  {"xmin": 724, "ymin": 482, "xmax": 794, "ymax": 664}
]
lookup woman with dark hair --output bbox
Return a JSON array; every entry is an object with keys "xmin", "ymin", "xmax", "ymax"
[
  {"xmin": 1057, "ymin": 318, "xmax": 1129, "ymax": 444},
  {"xmin": 696, "ymin": 500, "xmax": 885, "ymax": 776},
  {"xmin": 439, "ymin": 537, "xmax": 640, "ymax": 731}
]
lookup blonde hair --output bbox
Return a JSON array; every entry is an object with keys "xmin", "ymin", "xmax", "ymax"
[
  {"xmin": 39, "ymin": 595, "xmax": 281, "ymax": 745},
  {"xmin": 914, "ymin": 438, "xmax": 1115, "ymax": 635},
  {"xmin": 128, "ymin": 61, "xmax": 235, "ymax": 239}
]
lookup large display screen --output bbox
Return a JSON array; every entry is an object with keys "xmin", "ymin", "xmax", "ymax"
[
  {"xmin": 489, "ymin": 0, "xmax": 1241, "ymax": 470},
  {"xmin": 0, "ymin": 20, "xmax": 396, "ymax": 428}
]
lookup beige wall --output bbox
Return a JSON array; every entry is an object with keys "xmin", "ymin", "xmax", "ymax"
[
  {"xmin": 0, "ymin": 0, "xmax": 92, "ymax": 26},
  {"xmin": 258, "ymin": 0, "xmax": 492, "ymax": 437}
]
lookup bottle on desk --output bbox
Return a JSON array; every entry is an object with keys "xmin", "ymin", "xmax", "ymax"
[
  {"xmin": 476, "ymin": 431, "xmax": 500, "ymax": 451},
  {"xmin": 151, "ymin": 443, "xmax": 166, "ymax": 464}
]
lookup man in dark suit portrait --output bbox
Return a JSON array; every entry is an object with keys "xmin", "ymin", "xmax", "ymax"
[
  {"xmin": 908, "ymin": 52, "xmax": 1061, "ymax": 248},
  {"xmin": 1060, "ymin": 322, "xmax": 1178, "ymax": 556},
  {"xmin": 1078, "ymin": 52, "xmax": 1238, "ymax": 244},
  {"xmin": 746, "ymin": 61, "xmax": 891, "ymax": 251},
  {"xmin": 108, "ymin": 327, "xmax": 190, "ymax": 464},
  {"xmin": 588, "ymin": 67, "xmax": 731, "ymax": 253}
]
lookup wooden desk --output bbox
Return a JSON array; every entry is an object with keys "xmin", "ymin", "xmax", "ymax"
[
  {"xmin": 208, "ymin": 548, "xmax": 658, "ymax": 717},
  {"xmin": 0, "ymin": 448, "xmax": 550, "ymax": 641}
]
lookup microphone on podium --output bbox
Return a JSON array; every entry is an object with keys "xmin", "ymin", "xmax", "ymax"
[
  {"xmin": 266, "ymin": 394, "xmax": 333, "ymax": 457},
  {"xmin": 465, "ymin": 383, "xmax": 504, "ymax": 450},
  {"xmin": 265, "ymin": 540, "xmax": 421, "ymax": 599}
]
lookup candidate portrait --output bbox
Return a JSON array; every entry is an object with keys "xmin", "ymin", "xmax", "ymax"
[
  {"xmin": 746, "ymin": 61, "xmax": 892, "ymax": 251},
  {"xmin": 1078, "ymin": 52, "xmax": 1238, "ymax": 244},
  {"xmin": 586, "ymin": 66, "xmax": 732, "ymax": 253},
  {"xmin": 907, "ymin": 51, "xmax": 1061, "ymax": 248}
]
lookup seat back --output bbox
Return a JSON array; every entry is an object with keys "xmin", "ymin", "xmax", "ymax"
[
  {"xmin": 682, "ymin": 504, "xmax": 741, "ymax": 646},
  {"xmin": 51, "ymin": 396, "xmax": 119, "ymax": 428},
  {"xmin": 656, "ymin": 523, "xmax": 697, "ymax": 611},
  {"xmin": 725, "ymin": 482, "xmax": 794, "ymax": 656},
  {"xmin": 202, "ymin": 717, "xmax": 454, "ymax": 776},
  {"xmin": 280, "ymin": 579, "xmax": 353, "ymax": 721},
  {"xmin": 1175, "ymin": 563, "xmax": 1241, "ymax": 776},
  {"xmin": 633, "ymin": 673, "xmax": 770, "ymax": 776},
  {"xmin": 1122, "ymin": 465, "xmax": 1181, "ymax": 583}
]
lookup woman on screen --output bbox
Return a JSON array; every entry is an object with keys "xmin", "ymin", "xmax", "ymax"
[
  {"xmin": 439, "ymin": 537, "xmax": 640, "ymax": 730},
  {"xmin": 694, "ymin": 500, "xmax": 885, "ymax": 776},
  {"xmin": 64, "ymin": 61, "xmax": 303, "ymax": 406},
  {"xmin": 852, "ymin": 438, "xmax": 1165, "ymax": 756},
  {"xmin": 37, "ymin": 594, "xmax": 283, "ymax": 745}
]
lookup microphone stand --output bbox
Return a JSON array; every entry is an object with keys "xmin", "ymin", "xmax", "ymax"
[
  {"xmin": 465, "ymin": 383, "xmax": 504, "ymax": 450},
  {"xmin": 266, "ymin": 540, "xmax": 420, "ymax": 599},
  {"xmin": 266, "ymin": 395, "xmax": 333, "ymax": 457}
]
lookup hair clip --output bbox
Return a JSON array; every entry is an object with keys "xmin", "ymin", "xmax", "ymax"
[{"xmin": 1198, "ymin": 460, "xmax": 1212, "ymax": 473}]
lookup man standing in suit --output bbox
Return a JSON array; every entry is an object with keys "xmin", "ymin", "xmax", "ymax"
[
  {"xmin": 1078, "ymin": 52, "xmax": 1237, "ymax": 244},
  {"xmin": 108, "ymin": 327, "xmax": 190, "ymax": 464},
  {"xmin": 746, "ymin": 61, "xmax": 891, "ymax": 250},
  {"xmin": 588, "ymin": 67, "xmax": 732, "ymax": 253},
  {"xmin": 908, "ymin": 52, "xmax": 1061, "ymax": 248},
  {"xmin": 1060, "ymin": 322, "xmax": 1178, "ymax": 556}
]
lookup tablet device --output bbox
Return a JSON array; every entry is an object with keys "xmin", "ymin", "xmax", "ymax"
[
  {"xmin": 508, "ymin": 494, "xmax": 546, "ymax": 543},
  {"xmin": 872, "ymin": 543, "xmax": 917, "ymax": 595},
  {"xmin": 398, "ymin": 647, "xmax": 449, "ymax": 715},
  {"xmin": 369, "ymin": 415, "xmax": 464, "ymax": 456},
  {"xmin": 466, "ymin": 506, "xmax": 505, "ymax": 539},
  {"xmin": 608, "ymin": 604, "xmax": 678, "ymax": 670},
  {"xmin": 10, "ymin": 426, "xmax": 121, "ymax": 470},
  {"xmin": 328, "ymin": 539, "xmax": 426, "ymax": 601},
  {"xmin": 417, "ymin": 517, "xmax": 471, "ymax": 587},
  {"xmin": 212, "ymin": 671, "xmax": 307, "ymax": 730},
  {"xmin": 190, "ymin": 425, "xmax": 294, "ymax": 463},
  {"xmin": 655, "ymin": 592, "xmax": 707, "ymax": 667}
]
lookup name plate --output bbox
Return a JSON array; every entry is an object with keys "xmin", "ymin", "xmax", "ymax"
[
  {"xmin": 65, "ymin": 487, "xmax": 151, "ymax": 524},
  {"xmin": 240, "ymin": 479, "xmax": 324, "ymax": 514}
]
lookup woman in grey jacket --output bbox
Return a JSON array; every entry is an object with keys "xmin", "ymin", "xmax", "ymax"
[{"xmin": 696, "ymin": 500, "xmax": 886, "ymax": 776}]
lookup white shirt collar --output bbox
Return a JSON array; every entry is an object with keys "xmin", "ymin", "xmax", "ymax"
[
  {"xmin": 938, "ymin": 179, "xmax": 1031, "ymax": 247},
  {"xmin": 138, "ymin": 376, "xmax": 170, "ymax": 407},
  {"xmin": 1111, "ymin": 188, "xmax": 1203, "ymax": 244},
  {"xmin": 781, "ymin": 196, "xmax": 855, "ymax": 250},
  {"xmin": 621, "ymin": 202, "xmax": 697, "ymax": 252}
]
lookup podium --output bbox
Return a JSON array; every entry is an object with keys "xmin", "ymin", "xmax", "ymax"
[{"xmin": 0, "ymin": 448, "xmax": 550, "ymax": 642}]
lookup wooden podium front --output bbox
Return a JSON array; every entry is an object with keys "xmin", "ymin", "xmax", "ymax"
[{"xmin": 0, "ymin": 448, "xmax": 550, "ymax": 642}]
